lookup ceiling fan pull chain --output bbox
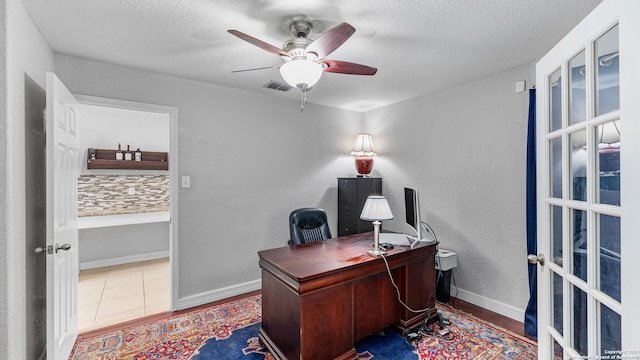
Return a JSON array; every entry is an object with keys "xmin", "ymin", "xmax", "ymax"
[{"xmin": 300, "ymin": 86, "xmax": 307, "ymax": 112}]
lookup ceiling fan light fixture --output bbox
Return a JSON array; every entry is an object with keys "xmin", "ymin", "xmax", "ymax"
[{"xmin": 279, "ymin": 59, "xmax": 323, "ymax": 90}]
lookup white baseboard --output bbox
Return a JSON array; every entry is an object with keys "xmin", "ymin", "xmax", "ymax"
[
  {"xmin": 79, "ymin": 251, "xmax": 169, "ymax": 270},
  {"xmin": 452, "ymin": 287, "xmax": 525, "ymax": 323},
  {"xmin": 175, "ymin": 279, "xmax": 261, "ymax": 311},
  {"xmin": 169, "ymin": 280, "xmax": 523, "ymax": 326}
]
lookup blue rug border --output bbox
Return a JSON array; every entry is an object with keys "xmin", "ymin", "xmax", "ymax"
[{"xmin": 192, "ymin": 323, "xmax": 417, "ymax": 360}]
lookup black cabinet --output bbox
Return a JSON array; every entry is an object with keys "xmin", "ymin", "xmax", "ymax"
[{"xmin": 337, "ymin": 177, "xmax": 382, "ymax": 236}]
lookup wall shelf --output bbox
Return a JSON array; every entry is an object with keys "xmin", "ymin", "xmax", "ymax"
[{"xmin": 87, "ymin": 148, "xmax": 168, "ymax": 170}]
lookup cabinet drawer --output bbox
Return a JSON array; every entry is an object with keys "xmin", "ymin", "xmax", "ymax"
[
  {"xmin": 337, "ymin": 178, "xmax": 357, "ymax": 203},
  {"xmin": 338, "ymin": 221, "xmax": 358, "ymax": 236},
  {"xmin": 338, "ymin": 200, "xmax": 358, "ymax": 218}
]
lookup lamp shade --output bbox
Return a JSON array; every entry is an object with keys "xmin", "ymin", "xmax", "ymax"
[
  {"xmin": 360, "ymin": 196, "xmax": 393, "ymax": 221},
  {"xmin": 350, "ymin": 133, "xmax": 377, "ymax": 156},
  {"xmin": 280, "ymin": 59, "xmax": 323, "ymax": 89},
  {"xmin": 598, "ymin": 120, "xmax": 620, "ymax": 145}
]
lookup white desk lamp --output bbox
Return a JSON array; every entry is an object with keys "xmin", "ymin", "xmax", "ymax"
[{"xmin": 360, "ymin": 195, "xmax": 393, "ymax": 256}]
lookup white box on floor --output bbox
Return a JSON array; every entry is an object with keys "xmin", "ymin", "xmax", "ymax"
[{"xmin": 436, "ymin": 249, "xmax": 457, "ymax": 271}]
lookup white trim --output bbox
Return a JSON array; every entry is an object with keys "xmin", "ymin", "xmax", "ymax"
[
  {"xmin": 79, "ymin": 251, "xmax": 169, "ymax": 270},
  {"xmin": 74, "ymin": 95, "xmax": 177, "ymax": 115},
  {"xmin": 619, "ymin": 0, "xmax": 640, "ymax": 349},
  {"xmin": 453, "ymin": 288, "xmax": 525, "ymax": 323},
  {"xmin": 175, "ymin": 282, "xmax": 523, "ymax": 324},
  {"xmin": 175, "ymin": 280, "xmax": 262, "ymax": 311}
]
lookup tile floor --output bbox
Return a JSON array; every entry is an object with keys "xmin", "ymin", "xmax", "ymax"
[{"xmin": 78, "ymin": 258, "xmax": 170, "ymax": 333}]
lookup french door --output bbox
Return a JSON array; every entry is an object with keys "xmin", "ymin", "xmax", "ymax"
[{"xmin": 535, "ymin": 0, "xmax": 640, "ymax": 357}]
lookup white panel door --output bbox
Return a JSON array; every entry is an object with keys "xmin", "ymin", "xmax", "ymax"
[
  {"xmin": 535, "ymin": 0, "xmax": 640, "ymax": 357},
  {"xmin": 45, "ymin": 72, "xmax": 79, "ymax": 360}
]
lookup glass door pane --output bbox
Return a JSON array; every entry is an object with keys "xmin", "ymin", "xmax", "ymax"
[
  {"xmin": 550, "ymin": 137, "xmax": 563, "ymax": 199},
  {"xmin": 595, "ymin": 25, "xmax": 620, "ymax": 116},
  {"xmin": 553, "ymin": 339, "xmax": 563, "ymax": 360},
  {"xmin": 571, "ymin": 208, "xmax": 588, "ymax": 282},
  {"xmin": 570, "ymin": 50, "xmax": 587, "ymax": 125},
  {"xmin": 573, "ymin": 285, "xmax": 588, "ymax": 355},
  {"xmin": 551, "ymin": 205, "xmax": 563, "ymax": 266},
  {"xmin": 552, "ymin": 271, "xmax": 563, "ymax": 334},
  {"xmin": 570, "ymin": 130, "xmax": 587, "ymax": 201},
  {"xmin": 600, "ymin": 303, "xmax": 621, "ymax": 355},
  {"xmin": 598, "ymin": 214, "xmax": 620, "ymax": 302},
  {"xmin": 550, "ymin": 68, "xmax": 563, "ymax": 132},
  {"xmin": 596, "ymin": 120, "xmax": 620, "ymax": 206}
]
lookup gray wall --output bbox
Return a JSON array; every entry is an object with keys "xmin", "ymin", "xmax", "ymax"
[
  {"xmin": 367, "ymin": 64, "xmax": 535, "ymax": 314},
  {"xmin": 79, "ymin": 223, "xmax": 170, "ymax": 266},
  {"xmin": 54, "ymin": 54, "xmax": 364, "ymax": 301},
  {"xmin": 0, "ymin": 1, "xmax": 8, "ymax": 358},
  {"xmin": 1, "ymin": 0, "xmax": 56, "ymax": 358}
]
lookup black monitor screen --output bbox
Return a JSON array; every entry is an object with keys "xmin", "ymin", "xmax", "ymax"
[
  {"xmin": 405, "ymin": 187, "xmax": 417, "ymax": 230},
  {"xmin": 404, "ymin": 187, "xmax": 421, "ymax": 243}
]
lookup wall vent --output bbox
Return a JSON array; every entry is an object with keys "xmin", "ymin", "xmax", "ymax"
[{"xmin": 264, "ymin": 81, "xmax": 292, "ymax": 92}]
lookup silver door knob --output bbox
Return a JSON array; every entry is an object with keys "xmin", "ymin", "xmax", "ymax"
[
  {"xmin": 56, "ymin": 244, "xmax": 71, "ymax": 253},
  {"xmin": 528, "ymin": 253, "xmax": 545, "ymax": 266}
]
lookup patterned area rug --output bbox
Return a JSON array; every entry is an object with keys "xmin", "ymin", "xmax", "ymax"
[
  {"xmin": 70, "ymin": 295, "xmax": 263, "ymax": 359},
  {"xmin": 415, "ymin": 306, "xmax": 537, "ymax": 359},
  {"xmin": 69, "ymin": 294, "xmax": 537, "ymax": 359}
]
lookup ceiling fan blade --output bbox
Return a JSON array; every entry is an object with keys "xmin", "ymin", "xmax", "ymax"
[
  {"xmin": 306, "ymin": 22, "xmax": 355, "ymax": 59},
  {"xmin": 319, "ymin": 60, "xmax": 377, "ymax": 76},
  {"xmin": 228, "ymin": 30, "xmax": 292, "ymax": 58},
  {"xmin": 231, "ymin": 65, "xmax": 280, "ymax": 73}
]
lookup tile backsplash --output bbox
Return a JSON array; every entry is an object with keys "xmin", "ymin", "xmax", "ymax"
[{"xmin": 78, "ymin": 175, "xmax": 169, "ymax": 217}]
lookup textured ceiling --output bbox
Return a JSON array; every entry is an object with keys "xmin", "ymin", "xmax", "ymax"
[{"xmin": 22, "ymin": 0, "xmax": 602, "ymax": 112}]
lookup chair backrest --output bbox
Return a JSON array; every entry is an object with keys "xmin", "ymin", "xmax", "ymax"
[{"xmin": 288, "ymin": 208, "xmax": 332, "ymax": 245}]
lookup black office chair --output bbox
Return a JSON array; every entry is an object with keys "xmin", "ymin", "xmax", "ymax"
[{"xmin": 288, "ymin": 208, "xmax": 332, "ymax": 245}]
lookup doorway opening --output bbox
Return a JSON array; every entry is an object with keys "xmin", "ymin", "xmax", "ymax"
[{"xmin": 73, "ymin": 96, "xmax": 178, "ymax": 332}]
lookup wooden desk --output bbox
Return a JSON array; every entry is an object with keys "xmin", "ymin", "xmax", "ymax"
[{"xmin": 258, "ymin": 232, "xmax": 438, "ymax": 360}]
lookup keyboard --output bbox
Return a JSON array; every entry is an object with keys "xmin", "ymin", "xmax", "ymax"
[{"xmin": 379, "ymin": 233, "xmax": 411, "ymax": 246}]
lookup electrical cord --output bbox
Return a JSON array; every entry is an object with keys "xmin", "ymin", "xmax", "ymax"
[
  {"xmin": 378, "ymin": 221, "xmax": 459, "ymax": 344},
  {"xmin": 380, "ymin": 253, "xmax": 434, "ymax": 314},
  {"xmin": 379, "ymin": 237, "xmax": 443, "ymax": 345},
  {"xmin": 406, "ymin": 222, "xmax": 456, "ymax": 342}
]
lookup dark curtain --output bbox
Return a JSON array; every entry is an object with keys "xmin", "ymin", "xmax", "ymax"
[{"xmin": 524, "ymin": 88, "xmax": 537, "ymax": 338}]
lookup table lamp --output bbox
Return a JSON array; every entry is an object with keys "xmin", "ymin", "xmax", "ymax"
[
  {"xmin": 350, "ymin": 133, "xmax": 377, "ymax": 176},
  {"xmin": 360, "ymin": 195, "xmax": 393, "ymax": 256}
]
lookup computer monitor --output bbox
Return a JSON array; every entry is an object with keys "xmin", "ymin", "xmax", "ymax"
[{"xmin": 404, "ymin": 187, "xmax": 431, "ymax": 248}]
